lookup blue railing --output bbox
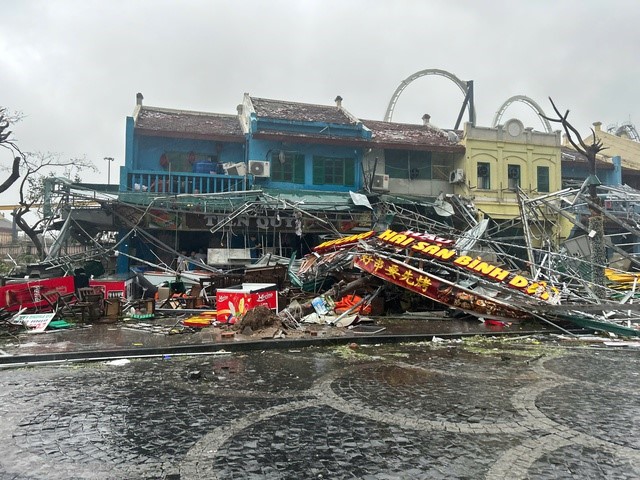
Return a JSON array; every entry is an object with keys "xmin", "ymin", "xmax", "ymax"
[{"xmin": 126, "ymin": 170, "xmax": 248, "ymax": 195}]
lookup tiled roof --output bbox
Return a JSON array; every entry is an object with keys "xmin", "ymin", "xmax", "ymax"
[
  {"xmin": 360, "ymin": 119, "xmax": 464, "ymax": 151},
  {"xmin": 250, "ymin": 97, "xmax": 356, "ymax": 124},
  {"xmin": 135, "ymin": 106, "xmax": 244, "ymax": 139},
  {"xmin": 561, "ymin": 146, "xmax": 612, "ymax": 169},
  {"xmin": 584, "ymin": 127, "xmax": 640, "ymax": 170},
  {"xmin": 0, "ymin": 215, "xmax": 12, "ymax": 232}
]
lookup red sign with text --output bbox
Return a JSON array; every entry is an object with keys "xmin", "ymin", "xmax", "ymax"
[
  {"xmin": 0, "ymin": 276, "xmax": 75, "ymax": 312},
  {"xmin": 353, "ymin": 253, "xmax": 530, "ymax": 321},
  {"xmin": 216, "ymin": 283, "xmax": 278, "ymax": 323}
]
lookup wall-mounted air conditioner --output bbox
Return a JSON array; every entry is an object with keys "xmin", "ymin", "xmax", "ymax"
[
  {"xmin": 222, "ymin": 162, "xmax": 246, "ymax": 176},
  {"xmin": 449, "ymin": 168, "xmax": 465, "ymax": 184},
  {"xmin": 372, "ymin": 174, "xmax": 390, "ymax": 191},
  {"xmin": 249, "ymin": 160, "xmax": 271, "ymax": 178}
]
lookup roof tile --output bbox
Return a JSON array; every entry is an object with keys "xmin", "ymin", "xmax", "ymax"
[
  {"xmin": 250, "ymin": 97, "xmax": 354, "ymax": 124},
  {"xmin": 361, "ymin": 119, "xmax": 463, "ymax": 150},
  {"xmin": 136, "ymin": 107, "xmax": 243, "ymax": 138}
]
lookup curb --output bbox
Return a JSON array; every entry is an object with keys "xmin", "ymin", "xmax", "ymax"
[{"xmin": 0, "ymin": 329, "xmax": 562, "ymax": 366}]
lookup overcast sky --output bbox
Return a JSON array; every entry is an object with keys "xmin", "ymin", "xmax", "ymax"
[{"xmin": 2, "ymin": 0, "xmax": 639, "ymax": 206}]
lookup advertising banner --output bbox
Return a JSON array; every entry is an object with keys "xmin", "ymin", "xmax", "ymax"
[
  {"xmin": 216, "ymin": 283, "xmax": 278, "ymax": 323},
  {"xmin": 354, "ymin": 253, "xmax": 530, "ymax": 321}
]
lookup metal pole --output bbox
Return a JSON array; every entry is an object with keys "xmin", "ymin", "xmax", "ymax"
[{"xmin": 104, "ymin": 157, "xmax": 114, "ymax": 184}]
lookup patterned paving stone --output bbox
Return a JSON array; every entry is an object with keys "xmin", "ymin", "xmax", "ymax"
[
  {"xmin": 543, "ymin": 349, "xmax": 640, "ymax": 386},
  {"xmin": 330, "ymin": 362, "xmax": 529, "ymax": 424},
  {"xmin": 205, "ymin": 406, "xmax": 524, "ymax": 480},
  {"xmin": 536, "ymin": 381, "xmax": 640, "ymax": 450},
  {"xmin": 530, "ymin": 444, "xmax": 640, "ymax": 479},
  {"xmin": 0, "ymin": 341, "xmax": 637, "ymax": 479}
]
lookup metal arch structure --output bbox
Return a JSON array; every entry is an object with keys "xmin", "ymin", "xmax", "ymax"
[
  {"xmin": 492, "ymin": 95, "xmax": 553, "ymax": 133},
  {"xmin": 607, "ymin": 122, "xmax": 640, "ymax": 142},
  {"xmin": 384, "ymin": 69, "xmax": 476, "ymax": 129}
]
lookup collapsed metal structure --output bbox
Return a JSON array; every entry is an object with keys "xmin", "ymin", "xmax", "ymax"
[{"xmin": 7, "ymin": 176, "xmax": 640, "ymax": 337}]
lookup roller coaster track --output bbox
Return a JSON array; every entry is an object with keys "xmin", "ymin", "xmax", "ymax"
[
  {"xmin": 384, "ymin": 69, "xmax": 475, "ymax": 128},
  {"xmin": 607, "ymin": 122, "xmax": 640, "ymax": 142},
  {"xmin": 492, "ymin": 95, "xmax": 553, "ymax": 133}
]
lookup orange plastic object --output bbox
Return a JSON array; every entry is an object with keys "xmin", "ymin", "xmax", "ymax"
[{"xmin": 333, "ymin": 295, "xmax": 372, "ymax": 315}]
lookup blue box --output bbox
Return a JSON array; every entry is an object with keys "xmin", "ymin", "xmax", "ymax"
[{"xmin": 193, "ymin": 161, "xmax": 215, "ymax": 174}]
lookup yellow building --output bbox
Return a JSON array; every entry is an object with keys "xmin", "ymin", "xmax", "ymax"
[
  {"xmin": 454, "ymin": 119, "xmax": 564, "ymax": 245},
  {"xmin": 456, "ymin": 119, "xmax": 562, "ymax": 219}
]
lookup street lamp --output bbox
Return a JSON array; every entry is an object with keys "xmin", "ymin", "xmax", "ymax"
[{"xmin": 104, "ymin": 157, "xmax": 114, "ymax": 184}]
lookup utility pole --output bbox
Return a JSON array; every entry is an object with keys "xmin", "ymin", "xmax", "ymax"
[{"xmin": 104, "ymin": 157, "xmax": 114, "ymax": 184}]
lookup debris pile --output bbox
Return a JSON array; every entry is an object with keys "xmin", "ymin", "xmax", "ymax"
[
  {"xmin": 233, "ymin": 305, "xmax": 280, "ymax": 333},
  {"xmin": 3, "ymin": 180, "xmax": 640, "ymax": 340}
]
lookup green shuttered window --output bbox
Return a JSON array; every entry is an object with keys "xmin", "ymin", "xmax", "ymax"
[
  {"xmin": 384, "ymin": 150, "xmax": 432, "ymax": 180},
  {"xmin": 537, "ymin": 166, "xmax": 550, "ymax": 193},
  {"xmin": 271, "ymin": 152, "xmax": 305, "ymax": 183},
  {"xmin": 312, "ymin": 156, "xmax": 355, "ymax": 186}
]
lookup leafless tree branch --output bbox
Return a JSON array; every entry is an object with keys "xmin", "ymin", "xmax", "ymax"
[
  {"xmin": 11, "ymin": 152, "xmax": 96, "ymax": 260},
  {"xmin": 540, "ymin": 97, "xmax": 607, "ymax": 177},
  {"xmin": 0, "ymin": 107, "xmax": 24, "ymax": 193}
]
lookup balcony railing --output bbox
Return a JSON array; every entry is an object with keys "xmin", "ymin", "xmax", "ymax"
[{"xmin": 125, "ymin": 170, "xmax": 248, "ymax": 195}]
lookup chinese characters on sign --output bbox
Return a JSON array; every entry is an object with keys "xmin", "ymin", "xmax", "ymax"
[{"xmin": 354, "ymin": 253, "xmax": 531, "ymax": 321}]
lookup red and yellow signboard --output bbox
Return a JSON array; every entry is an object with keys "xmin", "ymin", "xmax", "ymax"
[
  {"xmin": 313, "ymin": 231, "xmax": 376, "ymax": 254},
  {"xmin": 375, "ymin": 229, "xmax": 558, "ymax": 302},
  {"xmin": 354, "ymin": 254, "xmax": 530, "ymax": 321},
  {"xmin": 311, "ymin": 228, "xmax": 558, "ymax": 303}
]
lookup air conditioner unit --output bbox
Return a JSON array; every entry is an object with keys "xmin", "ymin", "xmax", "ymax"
[
  {"xmin": 372, "ymin": 174, "xmax": 390, "ymax": 191},
  {"xmin": 449, "ymin": 168, "xmax": 465, "ymax": 184},
  {"xmin": 222, "ymin": 162, "xmax": 246, "ymax": 176},
  {"xmin": 249, "ymin": 160, "xmax": 271, "ymax": 178}
]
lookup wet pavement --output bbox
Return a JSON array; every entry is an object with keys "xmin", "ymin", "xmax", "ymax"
[
  {"xmin": 0, "ymin": 331, "xmax": 638, "ymax": 479},
  {"xmin": 0, "ymin": 315, "xmax": 557, "ymax": 359}
]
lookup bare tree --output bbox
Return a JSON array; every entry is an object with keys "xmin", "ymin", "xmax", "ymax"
[
  {"xmin": 542, "ymin": 98, "xmax": 606, "ymax": 200},
  {"xmin": 12, "ymin": 152, "xmax": 95, "ymax": 260},
  {"xmin": 0, "ymin": 107, "xmax": 23, "ymax": 193},
  {"xmin": 541, "ymin": 98, "xmax": 607, "ymax": 297}
]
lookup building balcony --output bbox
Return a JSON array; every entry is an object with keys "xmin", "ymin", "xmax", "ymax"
[{"xmin": 123, "ymin": 170, "xmax": 249, "ymax": 196}]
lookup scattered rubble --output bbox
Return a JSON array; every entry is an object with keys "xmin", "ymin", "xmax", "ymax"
[{"xmin": 3, "ymin": 181, "xmax": 640, "ymax": 344}]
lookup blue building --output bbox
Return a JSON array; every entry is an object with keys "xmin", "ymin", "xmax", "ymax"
[{"xmin": 114, "ymin": 93, "xmax": 463, "ymax": 273}]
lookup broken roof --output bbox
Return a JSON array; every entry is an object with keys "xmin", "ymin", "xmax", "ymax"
[
  {"xmin": 135, "ymin": 106, "xmax": 244, "ymax": 141},
  {"xmin": 0, "ymin": 215, "xmax": 13, "ymax": 232},
  {"xmin": 583, "ymin": 123, "xmax": 640, "ymax": 170},
  {"xmin": 249, "ymin": 96, "xmax": 358, "ymax": 125},
  {"xmin": 561, "ymin": 146, "xmax": 613, "ymax": 170},
  {"xmin": 360, "ymin": 119, "xmax": 465, "ymax": 152}
]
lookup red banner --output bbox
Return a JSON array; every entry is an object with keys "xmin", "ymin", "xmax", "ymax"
[{"xmin": 353, "ymin": 254, "xmax": 530, "ymax": 321}]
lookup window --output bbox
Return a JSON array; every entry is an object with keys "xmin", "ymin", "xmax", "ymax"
[
  {"xmin": 507, "ymin": 164, "xmax": 521, "ymax": 190},
  {"xmin": 477, "ymin": 162, "xmax": 490, "ymax": 189},
  {"xmin": 312, "ymin": 156, "xmax": 355, "ymax": 186},
  {"xmin": 537, "ymin": 166, "xmax": 550, "ymax": 193},
  {"xmin": 271, "ymin": 151, "xmax": 305, "ymax": 183},
  {"xmin": 384, "ymin": 150, "xmax": 432, "ymax": 180}
]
